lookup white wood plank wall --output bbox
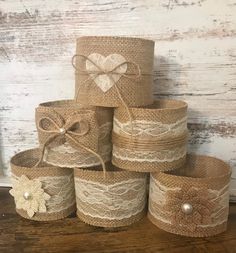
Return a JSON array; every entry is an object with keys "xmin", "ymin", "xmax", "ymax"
[{"xmin": 0, "ymin": 0, "xmax": 235, "ymax": 198}]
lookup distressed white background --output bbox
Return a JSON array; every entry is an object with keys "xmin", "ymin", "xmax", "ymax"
[{"xmin": 0, "ymin": 0, "xmax": 235, "ymax": 199}]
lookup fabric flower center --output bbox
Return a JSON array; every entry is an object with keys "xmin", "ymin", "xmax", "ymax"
[
  {"xmin": 181, "ymin": 203, "xmax": 193, "ymax": 215},
  {"xmin": 23, "ymin": 191, "xmax": 32, "ymax": 200}
]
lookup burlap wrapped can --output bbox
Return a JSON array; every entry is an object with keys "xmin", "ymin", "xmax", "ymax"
[
  {"xmin": 112, "ymin": 99, "xmax": 188, "ymax": 172},
  {"xmin": 9, "ymin": 149, "xmax": 76, "ymax": 221},
  {"xmin": 74, "ymin": 164, "xmax": 148, "ymax": 227},
  {"xmin": 35, "ymin": 100, "xmax": 113, "ymax": 168},
  {"xmin": 148, "ymin": 154, "xmax": 231, "ymax": 237},
  {"xmin": 74, "ymin": 36, "xmax": 154, "ymax": 107}
]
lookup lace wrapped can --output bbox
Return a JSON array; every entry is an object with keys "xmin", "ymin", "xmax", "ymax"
[
  {"xmin": 74, "ymin": 164, "xmax": 148, "ymax": 227},
  {"xmin": 148, "ymin": 154, "xmax": 231, "ymax": 237},
  {"xmin": 35, "ymin": 100, "xmax": 113, "ymax": 168},
  {"xmin": 74, "ymin": 36, "xmax": 154, "ymax": 107},
  {"xmin": 112, "ymin": 99, "xmax": 188, "ymax": 172},
  {"xmin": 9, "ymin": 149, "xmax": 76, "ymax": 221}
]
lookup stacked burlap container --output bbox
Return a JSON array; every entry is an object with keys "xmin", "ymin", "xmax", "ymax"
[
  {"xmin": 112, "ymin": 99, "xmax": 188, "ymax": 172},
  {"xmin": 35, "ymin": 100, "xmax": 113, "ymax": 168},
  {"xmin": 10, "ymin": 149, "xmax": 76, "ymax": 221},
  {"xmin": 9, "ymin": 35, "xmax": 231, "ymax": 236},
  {"xmin": 74, "ymin": 163, "xmax": 147, "ymax": 227},
  {"xmin": 74, "ymin": 36, "xmax": 154, "ymax": 107},
  {"xmin": 148, "ymin": 155, "xmax": 231, "ymax": 237}
]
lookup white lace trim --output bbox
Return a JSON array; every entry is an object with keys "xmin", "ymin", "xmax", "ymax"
[
  {"xmin": 12, "ymin": 174, "xmax": 75, "ymax": 214},
  {"xmin": 44, "ymin": 122, "xmax": 112, "ymax": 167},
  {"xmin": 45, "ymin": 143, "xmax": 112, "ymax": 167},
  {"xmin": 112, "ymin": 145, "xmax": 186, "ymax": 163},
  {"xmin": 113, "ymin": 116, "xmax": 187, "ymax": 138},
  {"xmin": 75, "ymin": 177, "xmax": 147, "ymax": 220},
  {"xmin": 149, "ymin": 175, "xmax": 229, "ymax": 228}
]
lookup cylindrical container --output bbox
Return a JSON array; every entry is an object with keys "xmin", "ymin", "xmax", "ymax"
[
  {"xmin": 9, "ymin": 149, "xmax": 76, "ymax": 221},
  {"xmin": 74, "ymin": 164, "xmax": 148, "ymax": 227},
  {"xmin": 35, "ymin": 100, "xmax": 113, "ymax": 168},
  {"xmin": 148, "ymin": 154, "xmax": 231, "ymax": 237},
  {"xmin": 74, "ymin": 36, "xmax": 154, "ymax": 107},
  {"xmin": 112, "ymin": 99, "xmax": 188, "ymax": 172}
]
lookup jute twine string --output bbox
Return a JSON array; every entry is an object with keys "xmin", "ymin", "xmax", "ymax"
[
  {"xmin": 112, "ymin": 131, "xmax": 188, "ymax": 151},
  {"xmin": 35, "ymin": 109, "xmax": 106, "ymax": 175},
  {"xmin": 72, "ymin": 54, "xmax": 150, "ymax": 137}
]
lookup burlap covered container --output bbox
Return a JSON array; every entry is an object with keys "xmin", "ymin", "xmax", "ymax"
[
  {"xmin": 35, "ymin": 100, "xmax": 113, "ymax": 168},
  {"xmin": 112, "ymin": 99, "xmax": 188, "ymax": 172},
  {"xmin": 74, "ymin": 164, "xmax": 148, "ymax": 227},
  {"xmin": 148, "ymin": 154, "xmax": 231, "ymax": 237},
  {"xmin": 9, "ymin": 149, "xmax": 76, "ymax": 221},
  {"xmin": 74, "ymin": 36, "xmax": 154, "ymax": 107}
]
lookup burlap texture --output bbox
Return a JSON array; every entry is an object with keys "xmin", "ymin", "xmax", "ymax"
[
  {"xmin": 10, "ymin": 148, "xmax": 76, "ymax": 221},
  {"xmin": 74, "ymin": 163, "xmax": 147, "ymax": 227},
  {"xmin": 112, "ymin": 99, "xmax": 188, "ymax": 172},
  {"xmin": 35, "ymin": 100, "xmax": 113, "ymax": 167},
  {"xmin": 74, "ymin": 36, "xmax": 154, "ymax": 107},
  {"xmin": 148, "ymin": 154, "xmax": 231, "ymax": 237},
  {"xmin": 114, "ymin": 99, "xmax": 187, "ymax": 124}
]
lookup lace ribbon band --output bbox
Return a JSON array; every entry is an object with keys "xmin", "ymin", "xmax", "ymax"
[
  {"xmin": 74, "ymin": 165, "xmax": 148, "ymax": 227},
  {"xmin": 148, "ymin": 154, "xmax": 232, "ymax": 237},
  {"xmin": 9, "ymin": 149, "xmax": 76, "ymax": 221}
]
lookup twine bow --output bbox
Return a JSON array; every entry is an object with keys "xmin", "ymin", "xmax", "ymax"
[
  {"xmin": 72, "ymin": 54, "xmax": 144, "ymax": 137},
  {"xmin": 35, "ymin": 109, "xmax": 106, "ymax": 175}
]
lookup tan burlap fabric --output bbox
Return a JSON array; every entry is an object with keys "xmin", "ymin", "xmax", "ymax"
[
  {"xmin": 74, "ymin": 36, "xmax": 154, "ymax": 107},
  {"xmin": 112, "ymin": 99, "xmax": 188, "ymax": 172},
  {"xmin": 74, "ymin": 163, "xmax": 148, "ymax": 227},
  {"xmin": 10, "ymin": 149, "xmax": 76, "ymax": 221},
  {"xmin": 148, "ymin": 154, "xmax": 231, "ymax": 237},
  {"xmin": 35, "ymin": 100, "xmax": 113, "ymax": 169}
]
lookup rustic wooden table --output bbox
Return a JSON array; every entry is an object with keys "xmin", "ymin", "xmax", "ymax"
[{"xmin": 0, "ymin": 187, "xmax": 236, "ymax": 253}]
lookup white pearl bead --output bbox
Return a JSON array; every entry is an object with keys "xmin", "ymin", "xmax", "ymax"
[
  {"xmin": 181, "ymin": 203, "xmax": 193, "ymax": 214},
  {"xmin": 59, "ymin": 128, "xmax": 66, "ymax": 134},
  {"xmin": 23, "ymin": 192, "xmax": 31, "ymax": 200}
]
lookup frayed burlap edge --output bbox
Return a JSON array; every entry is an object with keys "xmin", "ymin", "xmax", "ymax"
[
  {"xmin": 77, "ymin": 208, "xmax": 146, "ymax": 228},
  {"xmin": 147, "ymin": 212, "xmax": 227, "ymax": 237},
  {"xmin": 16, "ymin": 204, "xmax": 76, "ymax": 221}
]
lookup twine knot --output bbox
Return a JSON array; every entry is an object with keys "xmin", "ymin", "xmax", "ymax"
[
  {"xmin": 59, "ymin": 128, "xmax": 66, "ymax": 134},
  {"xmin": 35, "ymin": 109, "xmax": 106, "ymax": 175}
]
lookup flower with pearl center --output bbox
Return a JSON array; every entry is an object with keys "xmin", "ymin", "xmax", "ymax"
[
  {"xmin": 163, "ymin": 186, "xmax": 216, "ymax": 231},
  {"xmin": 9, "ymin": 175, "xmax": 50, "ymax": 218}
]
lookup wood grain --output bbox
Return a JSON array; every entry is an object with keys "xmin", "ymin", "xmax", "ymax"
[
  {"xmin": 0, "ymin": 0, "xmax": 235, "ymax": 196},
  {"xmin": 0, "ymin": 187, "xmax": 236, "ymax": 253}
]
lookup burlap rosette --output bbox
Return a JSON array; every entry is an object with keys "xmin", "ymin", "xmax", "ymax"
[
  {"xmin": 35, "ymin": 100, "xmax": 113, "ymax": 170},
  {"xmin": 9, "ymin": 149, "xmax": 76, "ymax": 221},
  {"xmin": 112, "ymin": 99, "xmax": 188, "ymax": 172},
  {"xmin": 148, "ymin": 154, "xmax": 231, "ymax": 237},
  {"xmin": 73, "ymin": 36, "xmax": 154, "ymax": 108},
  {"xmin": 74, "ymin": 164, "xmax": 148, "ymax": 227}
]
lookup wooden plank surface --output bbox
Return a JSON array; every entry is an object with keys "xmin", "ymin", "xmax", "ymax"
[
  {"xmin": 0, "ymin": 188, "xmax": 236, "ymax": 253},
  {"xmin": 0, "ymin": 0, "xmax": 235, "ymax": 196},
  {"xmin": 0, "ymin": 187, "xmax": 235, "ymax": 253}
]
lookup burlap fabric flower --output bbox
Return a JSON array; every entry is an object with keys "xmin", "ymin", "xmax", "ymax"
[
  {"xmin": 163, "ymin": 186, "xmax": 216, "ymax": 232},
  {"xmin": 9, "ymin": 175, "xmax": 51, "ymax": 218}
]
